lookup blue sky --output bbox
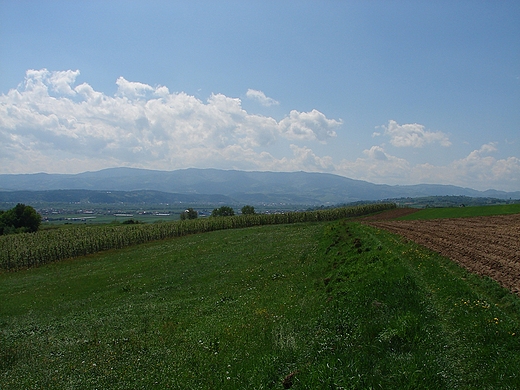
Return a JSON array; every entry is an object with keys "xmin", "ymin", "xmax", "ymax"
[{"xmin": 1, "ymin": 1, "xmax": 519, "ymax": 191}]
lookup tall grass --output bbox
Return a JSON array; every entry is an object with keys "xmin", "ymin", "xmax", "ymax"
[{"xmin": 0, "ymin": 203, "xmax": 395, "ymax": 271}]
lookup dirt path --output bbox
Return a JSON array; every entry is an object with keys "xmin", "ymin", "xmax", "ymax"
[{"xmin": 366, "ymin": 214, "xmax": 520, "ymax": 295}]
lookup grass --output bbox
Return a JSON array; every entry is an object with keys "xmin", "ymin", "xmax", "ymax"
[
  {"xmin": 321, "ymin": 221, "xmax": 520, "ymax": 388},
  {"xmin": 42, "ymin": 213, "xmax": 180, "ymax": 225},
  {"xmin": 1, "ymin": 220, "xmax": 520, "ymax": 389},
  {"xmin": 397, "ymin": 203, "xmax": 520, "ymax": 220}
]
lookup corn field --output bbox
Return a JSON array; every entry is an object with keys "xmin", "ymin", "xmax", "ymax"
[{"xmin": 0, "ymin": 203, "xmax": 395, "ymax": 271}]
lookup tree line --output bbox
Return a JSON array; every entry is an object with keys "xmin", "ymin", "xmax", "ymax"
[{"xmin": 181, "ymin": 205, "xmax": 256, "ymax": 219}]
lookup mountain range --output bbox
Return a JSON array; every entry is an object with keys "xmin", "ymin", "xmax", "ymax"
[{"xmin": 1, "ymin": 168, "xmax": 519, "ymax": 205}]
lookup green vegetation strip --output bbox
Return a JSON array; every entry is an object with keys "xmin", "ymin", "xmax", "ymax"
[
  {"xmin": 397, "ymin": 203, "xmax": 520, "ymax": 220},
  {"xmin": 1, "ymin": 221, "xmax": 519, "ymax": 389},
  {"xmin": 0, "ymin": 203, "xmax": 395, "ymax": 271}
]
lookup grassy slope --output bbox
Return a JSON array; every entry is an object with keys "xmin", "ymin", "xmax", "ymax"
[
  {"xmin": 1, "ymin": 220, "xmax": 520, "ymax": 389},
  {"xmin": 397, "ymin": 203, "xmax": 520, "ymax": 220}
]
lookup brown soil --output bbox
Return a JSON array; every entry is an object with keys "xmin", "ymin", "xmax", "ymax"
[{"xmin": 365, "ymin": 214, "xmax": 520, "ymax": 295}]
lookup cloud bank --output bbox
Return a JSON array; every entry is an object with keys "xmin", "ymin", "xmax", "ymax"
[
  {"xmin": 0, "ymin": 69, "xmax": 339, "ymax": 173},
  {"xmin": 1, "ymin": 69, "xmax": 519, "ymax": 191}
]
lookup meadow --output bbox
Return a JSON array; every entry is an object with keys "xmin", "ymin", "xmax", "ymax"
[
  {"xmin": 1, "ymin": 204, "xmax": 520, "ymax": 389},
  {"xmin": 396, "ymin": 203, "xmax": 520, "ymax": 220}
]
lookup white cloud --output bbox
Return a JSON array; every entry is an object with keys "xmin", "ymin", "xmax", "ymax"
[
  {"xmin": 245, "ymin": 89, "xmax": 279, "ymax": 106},
  {"xmin": 49, "ymin": 69, "xmax": 81, "ymax": 96},
  {"xmin": 442, "ymin": 143, "xmax": 520, "ymax": 190},
  {"xmin": 289, "ymin": 145, "xmax": 335, "ymax": 171},
  {"xmin": 20, "ymin": 69, "xmax": 81, "ymax": 97},
  {"xmin": 116, "ymin": 77, "xmax": 155, "ymax": 99},
  {"xmin": 278, "ymin": 109, "xmax": 341, "ymax": 142},
  {"xmin": 363, "ymin": 145, "xmax": 388, "ymax": 161},
  {"xmin": 377, "ymin": 120, "xmax": 451, "ymax": 148},
  {"xmin": 0, "ymin": 69, "xmax": 340, "ymax": 174},
  {"xmin": 478, "ymin": 142, "xmax": 498, "ymax": 154},
  {"xmin": 336, "ymin": 146, "xmax": 410, "ymax": 183}
]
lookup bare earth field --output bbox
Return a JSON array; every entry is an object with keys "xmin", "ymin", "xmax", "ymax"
[{"xmin": 366, "ymin": 213, "xmax": 520, "ymax": 295}]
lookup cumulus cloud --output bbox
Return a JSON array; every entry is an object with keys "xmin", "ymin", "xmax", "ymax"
[
  {"xmin": 445, "ymin": 143, "xmax": 520, "ymax": 190},
  {"xmin": 363, "ymin": 145, "xmax": 388, "ymax": 161},
  {"xmin": 15, "ymin": 69, "xmax": 82, "ymax": 98},
  {"xmin": 278, "ymin": 109, "xmax": 341, "ymax": 142},
  {"xmin": 289, "ymin": 145, "xmax": 335, "ymax": 171},
  {"xmin": 376, "ymin": 120, "xmax": 451, "ymax": 148},
  {"xmin": 0, "ymin": 69, "xmax": 341, "ymax": 174},
  {"xmin": 336, "ymin": 146, "xmax": 411, "ymax": 183},
  {"xmin": 245, "ymin": 89, "xmax": 279, "ymax": 106},
  {"xmin": 115, "ymin": 77, "xmax": 155, "ymax": 99},
  {"xmin": 49, "ymin": 70, "xmax": 81, "ymax": 95}
]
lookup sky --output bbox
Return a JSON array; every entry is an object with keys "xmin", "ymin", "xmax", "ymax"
[{"xmin": 0, "ymin": 1, "xmax": 519, "ymax": 191}]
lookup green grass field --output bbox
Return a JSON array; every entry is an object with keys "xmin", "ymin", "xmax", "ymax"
[
  {"xmin": 2, "ymin": 214, "xmax": 520, "ymax": 389},
  {"xmin": 397, "ymin": 203, "xmax": 520, "ymax": 220},
  {"xmin": 42, "ymin": 213, "xmax": 181, "ymax": 225}
]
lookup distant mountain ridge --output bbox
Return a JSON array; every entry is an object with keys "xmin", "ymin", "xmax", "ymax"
[{"xmin": 0, "ymin": 168, "xmax": 519, "ymax": 205}]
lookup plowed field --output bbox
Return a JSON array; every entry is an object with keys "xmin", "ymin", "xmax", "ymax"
[{"xmin": 366, "ymin": 214, "xmax": 520, "ymax": 295}]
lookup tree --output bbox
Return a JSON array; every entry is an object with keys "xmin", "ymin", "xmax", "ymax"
[
  {"xmin": 211, "ymin": 206, "xmax": 235, "ymax": 217},
  {"xmin": 0, "ymin": 203, "xmax": 42, "ymax": 235},
  {"xmin": 180, "ymin": 208, "xmax": 198, "ymax": 220},
  {"xmin": 241, "ymin": 205, "xmax": 256, "ymax": 215}
]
